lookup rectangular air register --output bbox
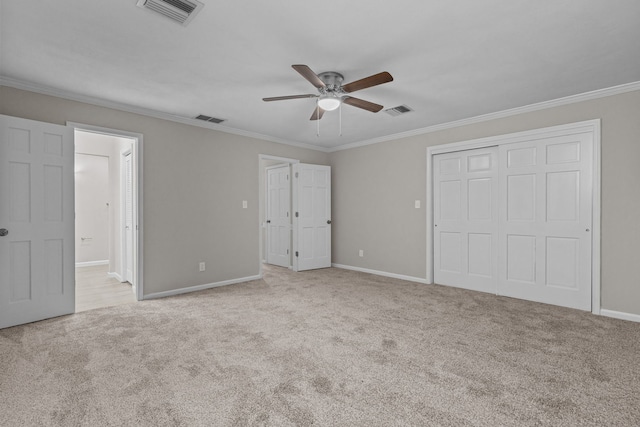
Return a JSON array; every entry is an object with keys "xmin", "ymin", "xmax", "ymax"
[
  {"xmin": 385, "ymin": 105, "xmax": 413, "ymax": 117},
  {"xmin": 136, "ymin": 0, "xmax": 204, "ymax": 26},
  {"xmin": 195, "ymin": 114, "xmax": 225, "ymax": 124}
]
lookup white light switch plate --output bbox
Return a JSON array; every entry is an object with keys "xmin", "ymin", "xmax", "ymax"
[
  {"xmin": 415, "ymin": 200, "xmax": 421, "ymax": 209},
  {"xmin": 242, "ymin": 200, "xmax": 248, "ymax": 209}
]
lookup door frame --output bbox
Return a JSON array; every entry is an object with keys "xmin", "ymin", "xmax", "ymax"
[
  {"xmin": 69, "ymin": 122, "xmax": 144, "ymax": 302},
  {"xmin": 426, "ymin": 119, "xmax": 601, "ymax": 314},
  {"xmin": 121, "ymin": 148, "xmax": 134, "ymax": 290},
  {"xmin": 258, "ymin": 154, "xmax": 299, "ymax": 277}
]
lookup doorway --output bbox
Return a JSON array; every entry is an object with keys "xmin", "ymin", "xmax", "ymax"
[
  {"xmin": 260, "ymin": 156, "xmax": 298, "ymax": 272},
  {"xmin": 259, "ymin": 155, "xmax": 332, "ymax": 274},
  {"xmin": 74, "ymin": 127, "xmax": 140, "ymax": 311}
]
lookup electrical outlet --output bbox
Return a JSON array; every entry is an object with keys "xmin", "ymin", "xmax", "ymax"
[
  {"xmin": 359, "ymin": 249, "xmax": 364, "ymax": 257},
  {"xmin": 199, "ymin": 262, "xmax": 206, "ymax": 272}
]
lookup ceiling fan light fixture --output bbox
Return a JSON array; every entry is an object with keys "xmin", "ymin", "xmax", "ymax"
[{"xmin": 317, "ymin": 95, "xmax": 341, "ymax": 111}]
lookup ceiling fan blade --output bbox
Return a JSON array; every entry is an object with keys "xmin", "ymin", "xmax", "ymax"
[
  {"xmin": 263, "ymin": 94, "xmax": 317, "ymax": 102},
  {"xmin": 342, "ymin": 96, "xmax": 384, "ymax": 113},
  {"xmin": 342, "ymin": 71, "xmax": 393, "ymax": 93},
  {"xmin": 310, "ymin": 106, "xmax": 325, "ymax": 121},
  {"xmin": 292, "ymin": 64, "xmax": 326, "ymax": 89}
]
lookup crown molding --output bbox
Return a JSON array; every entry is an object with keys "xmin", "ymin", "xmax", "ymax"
[
  {"xmin": 0, "ymin": 76, "xmax": 329, "ymax": 153},
  {"xmin": 3, "ymin": 76, "xmax": 638, "ymax": 154},
  {"xmin": 327, "ymin": 80, "xmax": 640, "ymax": 152}
]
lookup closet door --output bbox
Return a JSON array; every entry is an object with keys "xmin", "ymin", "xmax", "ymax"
[
  {"xmin": 433, "ymin": 147, "xmax": 499, "ymax": 293},
  {"xmin": 498, "ymin": 133, "xmax": 593, "ymax": 310}
]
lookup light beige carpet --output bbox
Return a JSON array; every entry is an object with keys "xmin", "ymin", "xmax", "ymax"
[{"xmin": 1, "ymin": 265, "xmax": 639, "ymax": 426}]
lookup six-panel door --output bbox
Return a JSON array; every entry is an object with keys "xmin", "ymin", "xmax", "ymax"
[
  {"xmin": 293, "ymin": 163, "xmax": 331, "ymax": 271},
  {"xmin": 266, "ymin": 165, "xmax": 291, "ymax": 268},
  {"xmin": 0, "ymin": 115, "xmax": 75, "ymax": 329},
  {"xmin": 433, "ymin": 132, "xmax": 593, "ymax": 311},
  {"xmin": 434, "ymin": 147, "xmax": 499, "ymax": 293},
  {"xmin": 498, "ymin": 133, "xmax": 593, "ymax": 310}
]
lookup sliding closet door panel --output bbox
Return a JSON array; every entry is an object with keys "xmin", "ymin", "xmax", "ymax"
[
  {"xmin": 498, "ymin": 133, "xmax": 592, "ymax": 310},
  {"xmin": 433, "ymin": 147, "xmax": 498, "ymax": 293}
]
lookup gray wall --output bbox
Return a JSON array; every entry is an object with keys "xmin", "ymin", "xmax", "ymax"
[
  {"xmin": 3, "ymin": 85, "xmax": 639, "ymax": 316},
  {"xmin": 0, "ymin": 86, "xmax": 329, "ymax": 296},
  {"xmin": 330, "ymin": 89, "xmax": 640, "ymax": 316}
]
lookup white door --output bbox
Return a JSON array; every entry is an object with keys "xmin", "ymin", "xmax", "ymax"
[
  {"xmin": 266, "ymin": 165, "xmax": 291, "ymax": 268},
  {"xmin": 433, "ymin": 147, "xmax": 499, "ymax": 293},
  {"xmin": 123, "ymin": 152, "xmax": 134, "ymax": 284},
  {"xmin": 0, "ymin": 115, "xmax": 75, "ymax": 329},
  {"xmin": 293, "ymin": 163, "xmax": 331, "ymax": 271},
  {"xmin": 498, "ymin": 133, "xmax": 593, "ymax": 310}
]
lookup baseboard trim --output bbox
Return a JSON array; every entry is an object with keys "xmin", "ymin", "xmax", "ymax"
[
  {"xmin": 332, "ymin": 263, "xmax": 428, "ymax": 284},
  {"xmin": 143, "ymin": 274, "xmax": 263, "ymax": 300},
  {"xmin": 75, "ymin": 260, "xmax": 109, "ymax": 268},
  {"xmin": 107, "ymin": 272, "xmax": 124, "ymax": 282},
  {"xmin": 600, "ymin": 309, "xmax": 640, "ymax": 323}
]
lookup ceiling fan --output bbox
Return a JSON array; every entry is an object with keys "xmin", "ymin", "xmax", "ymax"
[{"xmin": 263, "ymin": 65, "xmax": 393, "ymax": 120}]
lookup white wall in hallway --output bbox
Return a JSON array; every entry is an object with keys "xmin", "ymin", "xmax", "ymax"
[{"xmin": 75, "ymin": 152, "xmax": 109, "ymax": 263}]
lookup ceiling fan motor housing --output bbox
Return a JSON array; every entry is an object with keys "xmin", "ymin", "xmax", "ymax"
[{"xmin": 318, "ymin": 72, "xmax": 344, "ymax": 94}]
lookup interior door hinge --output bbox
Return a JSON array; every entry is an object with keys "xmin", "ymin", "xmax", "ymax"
[
  {"xmin": 295, "ymin": 212, "xmax": 299, "ymax": 217},
  {"xmin": 287, "ymin": 249, "xmax": 289, "ymax": 254},
  {"xmin": 295, "ymin": 172, "xmax": 299, "ymax": 178},
  {"xmin": 295, "ymin": 251, "xmax": 299, "ymax": 257}
]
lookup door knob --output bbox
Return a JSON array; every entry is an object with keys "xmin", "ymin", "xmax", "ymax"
[
  {"xmin": 327, "ymin": 220, "xmax": 332, "ymax": 224},
  {"xmin": 0, "ymin": 228, "xmax": 8, "ymax": 237}
]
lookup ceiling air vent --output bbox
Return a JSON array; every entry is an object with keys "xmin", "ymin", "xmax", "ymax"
[
  {"xmin": 136, "ymin": 0, "xmax": 204, "ymax": 26},
  {"xmin": 385, "ymin": 105, "xmax": 413, "ymax": 117},
  {"xmin": 195, "ymin": 114, "xmax": 225, "ymax": 124}
]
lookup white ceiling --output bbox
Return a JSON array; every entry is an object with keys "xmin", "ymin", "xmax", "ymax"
[{"xmin": 1, "ymin": 1, "xmax": 639, "ymax": 150}]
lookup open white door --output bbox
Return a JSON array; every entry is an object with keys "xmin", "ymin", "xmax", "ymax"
[
  {"xmin": 266, "ymin": 165, "xmax": 291, "ymax": 268},
  {"xmin": 293, "ymin": 163, "xmax": 331, "ymax": 271},
  {"xmin": 0, "ymin": 115, "xmax": 75, "ymax": 329}
]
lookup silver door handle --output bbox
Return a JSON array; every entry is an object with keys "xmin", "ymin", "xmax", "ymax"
[{"xmin": 0, "ymin": 228, "xmax": 8, "ymax": 237}]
